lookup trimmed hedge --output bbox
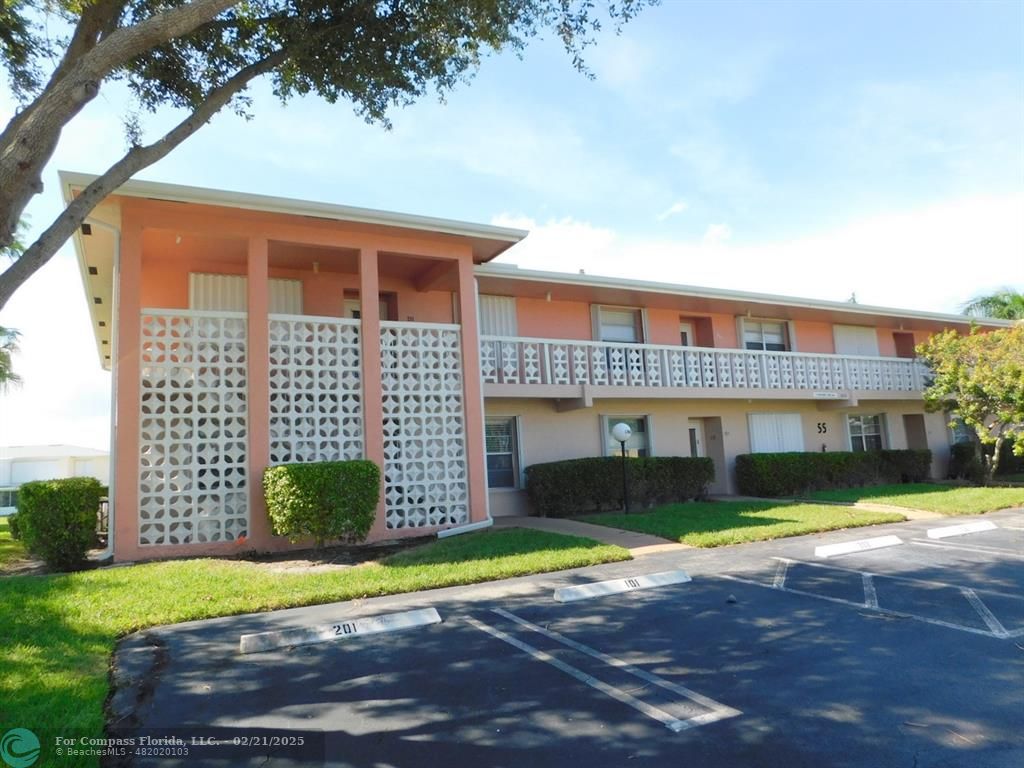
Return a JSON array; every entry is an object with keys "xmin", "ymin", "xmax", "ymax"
[
  {"xmin": 525, "ymin": 456, "xmax": 714, "ymax": 517},
  {"xmin": 263, "ymin": 460, "xmax": 380, "ymax": 547},
  {"xmin": 7, "ymin": 513, "xmax": 20, "ymax": 540},
  {"xmin": 16, "ymin": 477, "xmax": 104, "ymax": 571},
  {"xmin": 735, "ymin": 449, "xmax": 932, "ymax": 497},
  {"xmin": 948, "ymin": 442, "xmax": 984, "ymax": 483}
]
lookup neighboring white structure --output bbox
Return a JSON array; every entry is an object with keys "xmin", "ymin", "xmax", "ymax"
[{"xmin": 0, "ymin": 445, "xmax": 110, "ymax": 515}]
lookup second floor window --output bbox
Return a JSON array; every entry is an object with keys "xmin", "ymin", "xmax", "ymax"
[
  {"xmin": 598, "ymin": 307, "xmax": 643, "ymax": 343},
  {"xmin": 743, "ymin": 320, "xmax": 789, "ymax": 352}
]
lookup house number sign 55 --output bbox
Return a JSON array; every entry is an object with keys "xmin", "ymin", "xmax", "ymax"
[{"xmin": 817, "ymin": 422, "xmax": 828, "ymax": 434}]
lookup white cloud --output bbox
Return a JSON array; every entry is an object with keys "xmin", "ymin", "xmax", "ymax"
[
  {"xmin": 492, "ymin": 195, "xmax": 1024, "ymax": 314},
  {"xmin": 701, "ymin": 223, "xmax": 732, "ymax": 245},
  {"xmin": 656, "ymin": 200, "xmax": 689, "ymax": 221}
]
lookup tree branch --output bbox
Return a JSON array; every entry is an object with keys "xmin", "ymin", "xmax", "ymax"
[
  {"xmin": 0, "ymin": 0, "xmax": 238, "ymax": 252},
  {"xmin": 0, "ymin": 48, "xmax": 287, "ymax": 311}
]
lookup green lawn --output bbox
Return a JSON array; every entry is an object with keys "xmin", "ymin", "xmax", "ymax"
[
  {"xmin": 0, "ymin": 528, "xmax": 628, "ymax": 765},
  {"xmin": 0, "ymin": 515, "xmax": 27, "ymax": 568},
  {"xmin": 805, "ymin": 483, "xmax": 1024, "ymax": 515},
  {"xmin": 582, "ymin": 500, "xmax": 904, "ymax": 547}
]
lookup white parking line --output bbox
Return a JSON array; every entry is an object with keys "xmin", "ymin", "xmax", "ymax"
[
  {"xmin": 910, "ymin": 539, "xmax": 1024, "ymax": 559},
  {"xmin": 769, "ymin": 556, "xmax": 1024, "ymax": 601},
  {"xmin": 961, "ymin": 589, "xmax": 1010, "ymax": 639},
  {"xmin": 773, "ymin": 559, "xmax": 789, "ymax": 589},
  {"xmin": 862, "ymin": 574, "xmax": 879, "ymax": 609},
  {"xmin": 466, "ymin": 610, "xmax": 740, "ymax": 732},
  {"xmin": 719, "ymin": 574, "xmax": 1008, "ymax": 640}
]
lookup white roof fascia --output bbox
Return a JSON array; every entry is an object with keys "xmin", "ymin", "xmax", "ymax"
[
  {"xmin": 58, "ymin": 171, "xmax": 528, "ymax": 247},
  {"xmin": 474, "ymin": 264, "xmax": 1014, "ymax": 328}
]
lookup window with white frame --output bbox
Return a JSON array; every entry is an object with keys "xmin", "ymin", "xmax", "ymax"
[
  {"xmin": 604, "ymin": 416, "xmax": 650, "ymax": 457},
  {"xmin": 949, "ymin": 417, "xmax": 975, "ymax": 445},
  {"xmin": 748, "ymin": 413, "xmax": 804, "ymax": 453},
  {"xmin": 848, "ymin": 414, "xmax": 885, "ymax": 452},
  {"xmin": 597, "ymin": 307, "xmax": 643, "ymax": 343},
  {"xmin": 742, "ymin": 319, "xmax": 789, "ymax": 351},
  {"xmin": 485, "ymin": 418, "xmax": 519, "ymax": 488}
]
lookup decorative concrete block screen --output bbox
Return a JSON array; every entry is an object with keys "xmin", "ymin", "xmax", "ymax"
[
  {"xmin": 268, "ymin": 316, "xmax": 364, "ymax": 463},
  {"xmin": 380, "ymin": 322, "xmax": 469, "ymax": 529},
  {"xmin": 138, "ymin": 311, "xmax": 249, "ymax": 545}
]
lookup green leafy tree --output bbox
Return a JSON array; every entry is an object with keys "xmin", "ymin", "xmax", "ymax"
[
  {"xmin": 0, "ymin": 0, "xmax": 653, "ymax": 311},
  {"xmin": 962, "ymin": 288, "xmax": 1024, "ymax": 320},
  {"xmin": 917, "ymin": 325, "xmax": 1024, "ymax": 482},
  {"xmin": 0, "ymin": 325, "xmax": 22, "ymax": 391}
]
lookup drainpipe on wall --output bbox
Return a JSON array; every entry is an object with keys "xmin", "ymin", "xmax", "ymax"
[
  {"xmin": 437, "ymin": 276, "xmax": 494, "ymax": 540},
  {"xmin": 88, "ymin": 218, "xmax": 120, "ymax": 562}
]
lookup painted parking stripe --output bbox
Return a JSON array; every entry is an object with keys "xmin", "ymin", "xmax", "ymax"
[
  {"xmin": 493, "ymin": 608, "xmax": 741, "ymax": 724},
  {"xmin": 910, "ymin": 539, "xmax": 1024, "ymax": 560},
  {"xmin": 814, "ymin": 534, "xmax": 903, "ymax": 558},
  {"xmin": 719, "ymin": 573, "xmax": 1006, "ymax": 639},
  {"xmin": 961, "ymin": 588, "xmax": 1010, "ymax": 639},
  {"xmin": 772, "ymin": 559, "xmax": 789, "ymax": 589},
  {"xmin": 927, "ymin": 521, "xmax": 998, "ymax": 539},
  {"xmin": 862, "ymin": 574, "xmax": 879, "ymax": 609},
  {"xmin": 239, "ymin": 607, "xmax": 442, "ymax": 654},
  {"xmin": 466, "ymin": 610, "xmax": 739, "ymax": 732},
  {"xmin": 553, "ymin": 569, "xmax": 691, "ymax": 603},
  {"xmin": 771, "ymin": 556, "xmax": 1024, "ymax": 601}
]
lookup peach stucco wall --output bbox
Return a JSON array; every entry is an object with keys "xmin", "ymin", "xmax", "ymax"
[
  {"xmin": 113, "ymin": 197, "xmax": 485, "ymax": 562},
  {"xmin": 792, "ymin": 320, "xmax": 835, "ymax": 353},
  {"xmin": 515, "ymin": 297, "xmax": 592, "ymax": 339}
]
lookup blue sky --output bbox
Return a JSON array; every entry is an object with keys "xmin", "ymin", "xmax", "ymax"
[{"xmin": 0, "ymin": 0, "xmax": 1022, "ymax": 449}]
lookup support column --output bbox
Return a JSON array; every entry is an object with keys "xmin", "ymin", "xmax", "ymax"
[
  {"xmin": 246, "ymin": 237, "xmax": 272, "ymax": 547},
  {"xmin": 457, "ymin": 258, "xmax": 489, "ymax": 524},
  {"xmin": 113, "ymin": 211, "xmax": 142, "ymax": 561},
  {"xmin": 359, "ymin": 248, "xmax": 387, "ymax": 537}
]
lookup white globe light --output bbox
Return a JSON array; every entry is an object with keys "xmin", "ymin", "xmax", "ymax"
[{"xmin": 611, "ymin": 422, "xmax": 632, "ymax": 443}]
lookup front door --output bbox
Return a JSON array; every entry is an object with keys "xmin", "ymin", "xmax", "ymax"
[{"xmin": 687, "ymin": 419, "xmax": 706, "ymax": 458}]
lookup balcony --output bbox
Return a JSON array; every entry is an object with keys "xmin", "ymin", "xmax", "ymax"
[{"xmin": 480, "ymin": 336, "xmax": 929, "ymax": 399}]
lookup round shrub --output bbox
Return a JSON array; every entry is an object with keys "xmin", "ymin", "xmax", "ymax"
[
  {"xmin": 16, "ymin": 477, "xmax": 104, "ymax": 571},
  {"xmin": 263, "ymin": 460, "xmax": 380, "ymax": 547}
]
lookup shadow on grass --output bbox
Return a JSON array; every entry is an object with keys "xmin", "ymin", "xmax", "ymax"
[{"xmin": 578, "ymin": 501, "xmax": 902, "ymax": 547}]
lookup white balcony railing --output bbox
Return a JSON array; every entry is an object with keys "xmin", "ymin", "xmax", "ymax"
[{"xmin": 480, "ymin": 336, "xmax": 929, "ymax": 393}]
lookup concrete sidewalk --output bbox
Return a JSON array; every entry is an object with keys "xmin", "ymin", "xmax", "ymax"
[{"xmin": 492, "ymin": 515, "xmax": 688, "ymax": 555}]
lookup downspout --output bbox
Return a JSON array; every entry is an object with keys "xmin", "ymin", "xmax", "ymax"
[
  {"xmin": 88, "ymin": 218, "xmax": 120, "ymax": 562},
  {"xmin": 438, "ymin": 276, "xmax": 494, "ymax": 539}
]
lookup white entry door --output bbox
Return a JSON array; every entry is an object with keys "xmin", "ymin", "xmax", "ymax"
[{"xmin": 687, "ymin": 420, "xmax": 705, "ymax": 457}]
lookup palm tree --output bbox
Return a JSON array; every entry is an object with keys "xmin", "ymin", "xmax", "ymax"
[
  {"xmin": 0, "ymin": 326, "xmax": 21, "ymax": 392},
  {"xmin": 962, "ymin": 288, "xmax": 1024, "ymax": 320}
]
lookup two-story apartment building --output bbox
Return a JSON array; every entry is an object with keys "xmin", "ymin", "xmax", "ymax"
[{"xmin": 62, "ymin": 172, "xmax": 1007, "ymax": 562}]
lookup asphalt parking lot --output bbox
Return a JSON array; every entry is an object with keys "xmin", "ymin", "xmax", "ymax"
[{"xmin": 115, "ymin": 510, "xmax": 1023, "ymax": 768}]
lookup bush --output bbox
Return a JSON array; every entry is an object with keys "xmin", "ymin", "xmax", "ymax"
[
  {"xmin": 525, "ymin": 456, "xmax": 714, "ymax": 517},
  {"xmin": 16, "ymin": 477, "xmax": 104, "ymax": 571},
  {"xmin": 263, "ymin": 460, "xmax": 380, "ymax": 547},
  {"xmin": 735, "ymin": 449, "xmax": 932, "ymax": 497},
  {"xmin": 948, "ymin": 442, "xmax": 984, "ymax": 483},
  {"xmin": 7, "ymin": 513, "xmax": 20, "ymax": 540}
]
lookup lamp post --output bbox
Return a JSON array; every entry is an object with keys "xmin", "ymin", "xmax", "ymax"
[{"xmin": 611, "ymin": 422, "xmax": 632, "ymax": 514}]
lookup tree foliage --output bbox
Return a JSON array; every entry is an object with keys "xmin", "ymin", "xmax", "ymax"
[
  {"xmin": 0, "ymin": 0, "xmax": 653, "ymax": 311},
  {"xmin": 917, "ymin": 325, "xmax": 1024, "ymax": 481},
  {"xmin": 962, "ymin": 288, "xmax": 1024, "ymax": 320}
]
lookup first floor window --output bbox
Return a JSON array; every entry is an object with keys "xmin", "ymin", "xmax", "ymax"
[
  {"xmin": 486, "ymin": 418, "xmax": 518, "ymax": 488},
  {"xmin": 849, "ymin": 414, "xmax": 885, "ymax": 452},
  {"xmin": 748, "ymin": 413, "xmax": 804, "ymax": 453},
  {"xmin": 605, "ymin": 416, "xmax": 650, "ymax": 457},
  {"xmin": 949, "ymin": 417, "xmax": 975, "ymax": 445},
  {"xmin": 0, "ymin": 489, "xmax": 17, "ymax": 508}
]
